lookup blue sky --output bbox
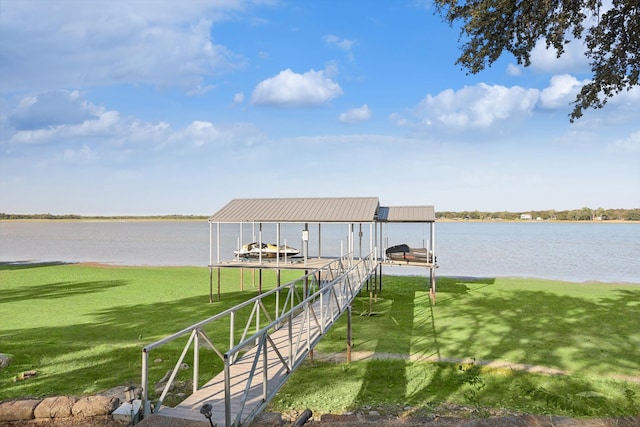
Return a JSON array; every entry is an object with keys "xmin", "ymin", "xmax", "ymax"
[{"xmin": 1, "ymin": 0, "xmax": 638, "ymax": 215}]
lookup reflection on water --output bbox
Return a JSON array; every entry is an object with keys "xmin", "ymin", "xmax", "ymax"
[{"xmin": 1, "ymin": 220, "xmax": 638, "ymax": 283}]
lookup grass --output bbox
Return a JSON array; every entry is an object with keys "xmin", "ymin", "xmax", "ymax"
[
  {"xmin": 271, "ymin": 359, "xmax": 640, "ymax": 417},
  {"xmin": 270, "ymin": 275, "xmax": 640, "ymax": 417},
  {"xmin": 316, "ymin": 276, "xmax": 640, "ymax": 377},
  {"xmin": 0, "ymin": 262, "xmax": 301, "ymax": 399},
  {"xmin": 1, "ymin": 263, "xmax": 639, "ymax": 417}
]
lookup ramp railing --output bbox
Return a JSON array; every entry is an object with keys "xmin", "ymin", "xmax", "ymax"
[
  {"xmin": 140, "ymin": 252, "xmax": 376, "ymax": 424},
  {"xmin": 223, "ymin": 252, "xmax": 377, "ymax": 426}
]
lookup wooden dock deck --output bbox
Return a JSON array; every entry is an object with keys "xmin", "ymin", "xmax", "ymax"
[
  {"xmin": 210, "ymin": 256, "xmax": 345, "ymax": 270},
  {"xmin": 207, "ymin": 257, "xmax": 376, "ymax": 302}
]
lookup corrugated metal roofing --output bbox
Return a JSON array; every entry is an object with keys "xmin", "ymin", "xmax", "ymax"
[
  {"xmin": 378, "ymin": 206, "xmax": 435, "ymax": 222},
  {"xmin": 209, "ymin": 197, "xmax": 381, "ymax": 223}
]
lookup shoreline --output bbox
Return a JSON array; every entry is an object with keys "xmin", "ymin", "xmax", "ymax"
[
  {"xmin": 3, "ymin": 260, "xmax": 638, "ymax": 286},
  {"xmin": 0, "ymin": 217, "xmax": 208, "ymax": 223}
]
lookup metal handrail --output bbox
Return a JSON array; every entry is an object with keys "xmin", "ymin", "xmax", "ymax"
[
  {"xmin": 140, "ymin": 253, "xmax": 360, "ymax": 417},
  {"xmin": 225, "ymin": 254, "xmax": 376, "ymax": 426}
]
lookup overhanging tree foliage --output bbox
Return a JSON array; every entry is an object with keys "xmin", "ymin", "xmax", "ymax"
[{"xmin": 434, "ymin": 0, "xmax": 639, "ymax": 121}]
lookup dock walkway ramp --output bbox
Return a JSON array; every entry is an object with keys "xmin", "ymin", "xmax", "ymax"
[{"xmin": 141, "ymin": 253, "xmax": 377, "ymax": 427}]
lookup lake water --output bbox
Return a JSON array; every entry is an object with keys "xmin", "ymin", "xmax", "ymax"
[{"xmin": 1, "ymin": 220, "xmax": 638, "ymax": 284}]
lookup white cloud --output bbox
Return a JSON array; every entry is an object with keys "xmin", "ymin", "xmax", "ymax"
[
  {"xmin": 9, "ymin": 90, "xmax": 99, "ymax": 130},
  {"xmin": 4, "ymin": 91, "xmax": 170, "ymax": 146},
  {"xmin": 63, "ymin": 144, "xmax": 97, "ymax": 163},
  {"xmin": 186, "ymin": 84, "xmax": 217, "ymax": 96},
  {"xmin": 528, "ymin": 2, "xmax": 616, "ymax": 75},
  {"xmin": 70, "ymin": 110, "xmax": 124, "ymax": 138},
  {"xmin": 388, "ymin": 112, "xmax": 408, "ymax": 127},
  {"xmin": 324, "ymin": 34, "xmax": 355, "ymax": 51},
  {"xmin": 8, "ymin": 110, "xmax": 168, "ymax": 146},
  {"xmin": 339, "ymin": 104, "xmax": 371, "ymax": 123},
  {"xmin": 0, "ymin": 0, "xmax": 251, "ymax": 92},
  {"xmin": 538, "ymin": 74, "xmax": 588, "ymax": 109},
  {"xmin": 507, "ymin": 63, "xmax": 523, "ymax": 76},
  {"xmin": 234, "ymin": 92, "xmax": 245, "ymax": 104},
  {"xmin": 611, "ymin": 130, "xmax": 640, "ymax": 153},
  {"xmin": 324, "ymin": 61, "xmax": 339, "ymax": 78},
  {"xmin": 251, "ymin": 68, "xmax": 343, "ymax": 107},
  {"xmin": 415, "ymin": 83, "xmax": 539, "ymax": 130},
  {"xmin": 9, "ymin": 128, "xmax": 59, "ymax": 145},
  {"xmin": 2, "ymin": 92, "xmax": 266, "ymax": 155},
  {"xmin": 530, "ymin": 38, "xmax": 590, "ymax": 74},
  {"xmin": 324, "ymin": 35, "xmax": 356, "ymax": 62},
  {"xmin": 169, "ymin": 121, "xmax": 221, "ymax": 147},
  {"xmin": 608, "ymin": 85, "xmax": 640, "ymax": 108}
]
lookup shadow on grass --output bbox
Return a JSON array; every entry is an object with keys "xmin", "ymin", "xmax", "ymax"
[
  {"xmin": 352, "ymin": 275, "xmax": 417, "ymax": 407},
  {"xmin": 1, "ymin": 280, "xmax": 128, "ymax": 303},
  {"xmin": 0, "ymin": 277, "xmax": 280, "ymax": 401},
  {"xmin": 440, "ymin": 276, "xmax": 496, "ymax": 286},
  {"xmin": 293, "ymin": 275, "xmax": 640, "ymax": 416},
  {"xmin": 3, "ymin": 269, "xmax": 639, "ymax": 416},
  {"xmin": 418, "ymin": 276, "xmax": 638, "ymax": 414},
  {"xmin": 0, "ymin": 261, "xmax": 77, "ymax": 270},
  {"xmin": 435, "ymin": 276, "xmax": 495, "ymax": 302},
  {"xmin": 438, "ymin": 283, "xmax": 638, "ymax": 377}
]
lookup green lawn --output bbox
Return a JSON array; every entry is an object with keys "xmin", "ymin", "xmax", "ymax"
[
  {"xmin": 272, "ymin": 275, "xmax": 640, "ymax": 417},
  {"xmin": 316, "ymin": 276, "xmax": 640, "ymax": 377},
  {"xmin": 1, "ymin": 263, "xmax": 639, "ymax": 417},
  {"xmin": 0, "ymin": 262, "xmax": 300, "ymax": 399}
]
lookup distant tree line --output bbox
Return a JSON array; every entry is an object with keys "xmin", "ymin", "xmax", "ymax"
[
  {"xmin": 2, "ymin": 210, "xmax": 639, "ymax": 221},
  {"xmin": 437, "ymin": 208, "xmax": 640, "ymax": 221},
  {"xmin": 0, "ymin": 213, "xmax": 209, "ymax": 220}
]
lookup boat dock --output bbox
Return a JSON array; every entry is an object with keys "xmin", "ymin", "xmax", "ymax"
[{"xmin": 140, "ymin": 197, "xmax": 437, "ymax": 426}]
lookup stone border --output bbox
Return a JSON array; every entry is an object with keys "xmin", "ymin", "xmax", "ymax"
[{"xmin": 0, "ymin": 396, "xmax": 119, "ymax": 423}]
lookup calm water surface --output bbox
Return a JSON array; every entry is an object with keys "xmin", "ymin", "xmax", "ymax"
[{"xmin": 1, "ymin": 220, "xmax": 638, "ymax": 283}]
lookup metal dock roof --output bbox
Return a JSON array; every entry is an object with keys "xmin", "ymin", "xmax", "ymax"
[
  {"xmin": 378, "ymin": 205, "xmax": 436, "ymax": 222},
  {"xmin": 209, "ymin": 197, "xmax": 381, "ymax": 223}
]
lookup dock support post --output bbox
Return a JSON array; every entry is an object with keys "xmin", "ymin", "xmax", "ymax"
[
  {"xmin": 209, "ymin": 267, "xmax": 213, "ymax": 303},
  {"xmin": 193, "ymin": 331, "xmax": 199, "ymax": 394},
  {"xmin": 262, "ymin": 336, "xmax": 268, "ymax": 400},
  {"xmin": 430, "ymin": 267, "xmax": 436, "ymax": 304},
  {"xmin": 141, "ymin": 350, "xmax": 150, "ymax": 417},
  {"xmin": 217, "ymin": 268, "xmax": 221, "ymax": 302},
  {"xmin": 347, "ymin": 305, "xmax": 352, "ymax": 363},
  {"xmin": 224, "ymin": 355, "xmax": 231, "ymax": 427}
]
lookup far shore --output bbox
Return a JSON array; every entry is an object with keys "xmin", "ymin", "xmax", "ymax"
[
  {"xmin": 2, "ymin": 217, "xmax": 639, "ymax": 224},
  {"xmin": 436, "ymin": 218, "xmax": 640, "ymax": 224},
  {"xmin": 0, "ymin": 217, "xmax": 208, "ymax": 222}
]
